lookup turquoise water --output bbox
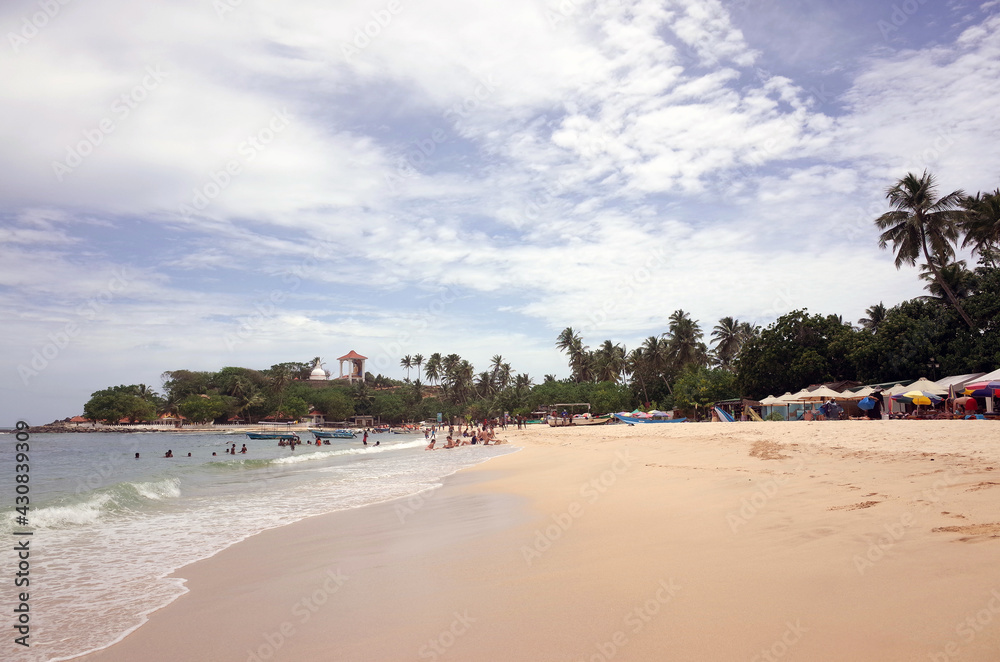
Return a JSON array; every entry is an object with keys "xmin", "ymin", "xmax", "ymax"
[{"xmin": 0, "ymin": 430, "xmax": 516, "ymax": 661}]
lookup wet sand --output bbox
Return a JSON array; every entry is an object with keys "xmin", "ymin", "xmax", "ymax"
[{"xmin": 77, "ymin": 421, "xmax": 1000, "ymax": 661}]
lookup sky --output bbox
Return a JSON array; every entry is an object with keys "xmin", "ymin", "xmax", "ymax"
[{"xmin": 3, "ymin": 0, "xmax": 1000, "ymax": 424}]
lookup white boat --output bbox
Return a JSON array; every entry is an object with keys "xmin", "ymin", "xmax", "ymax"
[{"xmin": 546, "ymin": 403, "xmax": 610, "ymax": 427}]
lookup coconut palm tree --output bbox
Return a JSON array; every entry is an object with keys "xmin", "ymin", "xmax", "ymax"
[
  {"xmin": 858, "ymin": 303, "xmax": 887, "ymax": 333},
  {"xmin": 961, "ymin": 189, "xmax": 1000, "ymax": 260},
  {"xmin": 400, "ymin": 355, "xmax": 413, "ymax": 381},
  {"xmin": 666, "ymin": 309, "xmax": 708, "ymax": 371},
  {"xmin": 919, "ymin": 256, "xmax": 975, "ymax": 301},
  {"xmin": 875, "ymin": 170, "xmax": 974, "ymax": 328},
  {"xmin": 413, "ymin": 354, "xmax": 424, "ymax": 384},
  {"xmin": 595, "ymin": 340, "xmax": 626, "ymax": 383},
  {"xmin": 627, "ymin": 347, "xmax": 651, "ymax": 405},
  {"xmin": 555, "ymin": 327, "xmax": 592, "ymax": 382},
  {"xmin": 711, "ymin": 317, "xmax": 742, "ymax": 370},
  {"xmin": 424, "ymin": 353, "xmax": 442, "ymax": 385}
]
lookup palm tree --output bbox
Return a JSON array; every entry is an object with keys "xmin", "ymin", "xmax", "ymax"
[
  {"xmin": 961, "ymin": 189, "xmax": 1000, "ymax": 260},
  {"xmin": 442, "ymin": 354, "xmax": 461, "ymax": 382},
  {"xmin": 266, "ymin": 364, "xmax": 294, "ymax": 419},
  {"xmin": 400, "ymin": 355, "xmax": 413, "ymax": 381},
  {"xmin": 919, "ymin": 256, "xmax": 975, "ymax": 301},
  {"xmin": 627, "ymin": 347, "xmax": 651, "ymax": 404},
  {"xmin": 875, "ymin": 170, "xmax": 975, "ymax": 328},
  {"xmin": 555, "ymin": 327, "xmax": 592, "ymax": 382},
  {"xmin": 666, "ymin": 310, "xmax": 708, "ymax": 371},
  {"xmin": 711, "ymin": 317, "xmax": 742, "ymax": 370},
  {"xmin": 132, "ymin": 384, "xmax": 158, "ymax": 401},
  {"xmin": 594, "ymin": 340, "xmax": 626, "ymax": 383},
  {"xmin": 498, "ymin": 362, "xmax": 514, "ymax": 391},
  {"xmin": 413, "ymin": 354, "xmax": 424, "ymax": 384},
  {"xmin": 858, "ymin": 303, "xmax": 887, "ymax": 333},
  {"xmin": 490, "ymin": 355, "xmax": 504, "ymax": 388},
  {"xmin": 424, "ymin": 353, "xmax": 442, "ymax": 385}
]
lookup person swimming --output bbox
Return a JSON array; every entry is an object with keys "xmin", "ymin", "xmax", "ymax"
[{"xmin": 164, "ymin": 450, "xmax": 173, "ymax": 458}]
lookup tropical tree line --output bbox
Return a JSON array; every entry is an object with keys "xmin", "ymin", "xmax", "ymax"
[
  {"xmin": 82, "ymin": 171, "xmax": 999, "ymax": 423},
  {"xmin": 551, "ymin": 171, "xmax": 1000, "ymax": 412}
]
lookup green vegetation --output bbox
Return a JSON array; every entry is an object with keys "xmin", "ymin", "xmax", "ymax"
[{"xmin": 81, "ymin": 171, "xmax": 1000, "ymax": 423}]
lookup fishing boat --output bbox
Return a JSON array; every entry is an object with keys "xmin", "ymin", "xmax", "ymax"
[
  {"xmin": 310, "ymin": 429, "xmax": 356, "ymax": 439},
  {"xmin": 546, "ymin": 403, "xmax": 611, "ymax": 427},
  {"xmin": 246, "ymin": 431, "xmax": 300, "ymax": 440}
]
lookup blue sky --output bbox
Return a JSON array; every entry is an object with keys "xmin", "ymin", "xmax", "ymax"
[{"xmin": 3, "ymin": 0, "xmax": 1000, "ymax": 423}]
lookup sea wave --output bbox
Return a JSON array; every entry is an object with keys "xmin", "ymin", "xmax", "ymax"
[{"xmin": 3, "ymin": 478, "xmax": 182, "ymax": 531}]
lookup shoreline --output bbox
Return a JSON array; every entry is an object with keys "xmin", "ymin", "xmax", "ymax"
[{"xmin": 75, "ymin": 422, "xmax": 1000, "ymax": 661}]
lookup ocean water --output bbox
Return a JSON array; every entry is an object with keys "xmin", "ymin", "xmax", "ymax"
[{"xmin": 0, "ymin": 430, "xmax": 517, "ymax": 661}]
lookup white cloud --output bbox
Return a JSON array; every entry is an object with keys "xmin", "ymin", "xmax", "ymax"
[{"xmin": 3, "ymin": 0, "xmax": 1000, "ymax": 422}]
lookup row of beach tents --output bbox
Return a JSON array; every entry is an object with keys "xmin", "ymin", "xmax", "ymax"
[{"xmin": 757, "ymin": 368, "xmax": 1000, "ymax": 418}]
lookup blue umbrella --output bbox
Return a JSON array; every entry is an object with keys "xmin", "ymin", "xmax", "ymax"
[{"xmin": 858, "ymin": 397, "xmax": 876, "ymax": 411}]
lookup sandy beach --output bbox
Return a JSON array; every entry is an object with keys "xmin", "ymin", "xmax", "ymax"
[{"xmin": 76, "ymin": 421, "xmax": 1000, "ymax": 662}]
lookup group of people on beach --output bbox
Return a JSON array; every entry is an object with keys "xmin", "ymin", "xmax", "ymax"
[{"xmin": 424, "ymin": 422, "xmax": 504, "ymax": 450}]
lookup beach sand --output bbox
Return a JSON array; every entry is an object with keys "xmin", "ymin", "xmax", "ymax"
[{"xmin": 77, "ymin": 421, "xmax": 1000, "ymax": 661}]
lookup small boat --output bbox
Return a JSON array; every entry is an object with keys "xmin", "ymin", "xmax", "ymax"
[
  {"xmin": 545, "ymin": 403, "xmax": 611, "ymax": 427},
  {"xmin": 246, "ymin": 431, "xmax": 300, "ymax": 440},
  {"xmin": 612, "ymin": 414, "xmax": 687, "ymax": 424},
  {"xmin": 310, "ymin": 429, "xmax": 356, "ymax": 439}
]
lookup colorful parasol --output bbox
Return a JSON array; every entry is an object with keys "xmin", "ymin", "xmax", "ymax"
[
  {"xmin": 891, "ymin": 390, "xmax": 943, "ymax": 406},
  {"xmin": 962, "ymin": 381, "xmax": 1000, "ymax": 398}
]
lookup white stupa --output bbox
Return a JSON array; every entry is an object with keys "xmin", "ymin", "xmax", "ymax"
[{"xmin": 308, "ymin": 363, "xmax": 329, "ymax": 380}]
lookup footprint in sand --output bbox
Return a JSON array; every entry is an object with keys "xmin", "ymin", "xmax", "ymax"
[
  {"xmin": 932, "ymin": 522, "xmax": 1000, "ymax": 542},
  {"xmin": 828, "ymin": 501, "xmax": 881, "ymax": 511}
]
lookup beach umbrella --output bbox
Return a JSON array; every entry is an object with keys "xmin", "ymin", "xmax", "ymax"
[
  {"xmin": 841, "ymin": 386, "xmax": 874, "ymax": 400},
  {"xmin": 962, "ymin": 381, "xmax": 1000, "ymax": 397},
  {"xmin": 903, "ymin": 377, "xmax": 948, "ymax": 396},
  {"xmin": 799, "ymin": 385, "xmax": 847, "ymax": 401},
  {"xmin": 891, "ymin": 391, "xmax": 943, "ymax": 406},
  {"xmin": 858, "ymin": 397, "xmax": 876, "ymax": 411}
]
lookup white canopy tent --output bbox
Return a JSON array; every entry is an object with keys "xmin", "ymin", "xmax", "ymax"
[
  {"xmin": 799, "ymin": 385, "xmax": 847, "ymax": 401},
  {"xmin": 903, "ymin": 377, "xmax": 948, "ymax": 396},
  {"xmin": 841, "ymin": 386, "xmax": 875, "ymax": 400}
]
